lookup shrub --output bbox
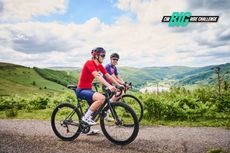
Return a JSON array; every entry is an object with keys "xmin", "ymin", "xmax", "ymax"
[
  {"xmin": 5, "ymin": 108, "xmax": 18, "ymax": 118},
  {"xmin": 29, "ymin": 97, "xmax": 49, "ymax": 110},
  {"xmin": 142, "ymin": 86, "xmax": 229, "ymax": 121}
]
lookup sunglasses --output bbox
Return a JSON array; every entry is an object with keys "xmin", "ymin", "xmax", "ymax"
[
  {"xmin": 100, "ymin": 54, "xmax": 106, "ymax": 58},
  {"xmin": 112, "ymin": 58, "xmax": 119, "ymax": 61}
]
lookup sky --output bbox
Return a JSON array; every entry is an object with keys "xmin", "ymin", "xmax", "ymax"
[{"xmin": 0, "ymin": 0, "xmax": 229, "ymax": 68}]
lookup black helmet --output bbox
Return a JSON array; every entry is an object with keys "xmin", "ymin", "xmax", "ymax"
[
  {"xmin": 91, "ymin": 47, "xmax": 106, "ymax": 56},
  {"xmin": 110, "ymin": 53, "xmax": 119, "ymax": 59}
]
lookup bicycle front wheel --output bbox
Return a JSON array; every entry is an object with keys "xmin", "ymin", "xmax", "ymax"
[
  {"xmin": 120, "ymin": 94, "xmax": 144, "ymax": 123},
  {"xmin": 100, "ymin": 102, "xmax": 139, "ymax": 145},
  {"xmin": 51, "ymin": 103, "xmax": 81, "ymax": 141}
]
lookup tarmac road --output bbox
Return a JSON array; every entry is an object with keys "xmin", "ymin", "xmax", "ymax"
[{"xmin": 0, "ymin": 119, "xmax": 229, "ymax": 153}]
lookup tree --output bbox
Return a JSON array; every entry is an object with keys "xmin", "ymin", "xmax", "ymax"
[
  {"xmin": 32, "ymin": 81, "xmax": 36, "ymax": 86},
  {"xmin": 211, "ymin": 66, "xmax": 229, "ymax": 94}
]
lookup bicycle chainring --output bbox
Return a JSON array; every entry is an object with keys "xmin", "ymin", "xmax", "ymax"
[{"xmin": 80, "ymin": 124, "xmax": 91, "ymax": 134}]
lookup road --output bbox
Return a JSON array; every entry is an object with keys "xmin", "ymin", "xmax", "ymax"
[{"xmin": 0, "ymin": 119, "xmax": 229, "ymax": 153}]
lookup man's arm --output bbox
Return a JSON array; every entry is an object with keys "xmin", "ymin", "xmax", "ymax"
[
  {"xmin": 113, "ymin": 67, "xmax": 124, "ymax": 84},
  {"xmin": 115, "ymin": 74, "xmax": 125, "ymax": 84},
  {"xmin": 92, "ymin": 71, "xmax": 112, "ymax": 87},
  {"xmin": 104, "ymin": 73, "xmax": 121, "ymax": 86},
  {"xmin": 110, "ymin": 74, "xmax": 124, "ymax": 84}
]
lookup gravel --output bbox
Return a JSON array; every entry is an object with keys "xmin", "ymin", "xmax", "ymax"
[{"xmin": 0, "ymin": 119, "xmax": 229, "ymax": 153}]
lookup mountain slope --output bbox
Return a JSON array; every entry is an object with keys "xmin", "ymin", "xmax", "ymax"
[
  {"xmin": 0, "ymin": 62, "xmax": 70, "ymax": 96},
  {"xmin": 46, "ymin": 63, "xmax": 230, "ymax": 87},
  {"xmin": 33, "ymin": 67, "xmax": 79, "ymax": 87},
  {"xmin": 175, "ymin": 63, "xmax": 230, "ymax": 85},
  {"xmin": 118, "ymin": 66, "xmax": 196, "ymax": 87},
  {"xmin": 1, "ymin": 62, "xmax": 229, "ymax": 96}
]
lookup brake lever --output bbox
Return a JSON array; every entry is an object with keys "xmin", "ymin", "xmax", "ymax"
[{"xmin": 114, "ymin": 85, "xmax": 124, "ymax": 97}]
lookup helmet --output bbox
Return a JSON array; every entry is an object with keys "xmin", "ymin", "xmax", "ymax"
[
  {"xmin": 110, "ymin": 53, "xmax": 119, "ymax": 59},
  {"xmin": 91, "ymin": 47, "xmax": 106, "ymax": 56}
]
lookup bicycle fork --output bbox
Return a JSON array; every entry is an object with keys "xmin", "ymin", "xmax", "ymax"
[{"xmin": 107, "ymin": 102, "xmax": 122, "ymax": 125}]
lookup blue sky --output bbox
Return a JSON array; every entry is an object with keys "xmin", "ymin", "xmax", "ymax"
[
  {"xmin": 0, "ymin": 0, "xmax": 229, "ymax": 68},
  {"xmin": 35, "ymin": 0, "xmax": 128, "ymax": 24}
]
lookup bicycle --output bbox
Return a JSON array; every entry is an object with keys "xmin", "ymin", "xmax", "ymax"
[
  {"xmin": 51, "ymin": 85, "xmax": 139, "ymax": 145},
  {"xmin": 93, "ymin": 82, "xmax": 144, "ymax": 123}
]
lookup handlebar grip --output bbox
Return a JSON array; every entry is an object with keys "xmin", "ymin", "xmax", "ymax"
[
  {"xmin": 115, "ymin": 85, "xmax": 124, "ymax": 90},
  {"xmin": 105, "ymin": 89, "xmax": 114, "ymax": 99},
  {"xmin": 104, "ymin": 85, "xmax": 124, "ymax": 99},
  {"xmin": 114, "ymin": 85, "xmax": 124, "ymax": 97}
]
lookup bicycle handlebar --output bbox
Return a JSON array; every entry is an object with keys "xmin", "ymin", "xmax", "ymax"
[
  {"xmin": 114, "ymin": 85, "xmax": 124, "ymax": 97},
  {"xmin": 122, "ymin": 82, "xmax": 132, "ymax": 93},
  {"xmin": 103, "ymin": 85, "xmax": 125, "ymax": 99}
]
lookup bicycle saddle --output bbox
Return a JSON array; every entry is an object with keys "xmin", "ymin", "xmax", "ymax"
[{"xmin": 67, "ymin": 85, "xmax": 77, "ymax": 90}]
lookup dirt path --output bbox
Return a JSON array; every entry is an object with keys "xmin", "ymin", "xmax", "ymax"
[{"xmin": 0, "ymin": 119, "xmax": 229, "ymax": 153}]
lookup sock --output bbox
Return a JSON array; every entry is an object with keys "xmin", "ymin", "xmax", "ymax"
[
  {"xmin": 107, "ymin": 110, "xmax": 111, "ymax": 114},
  {"xmin": 84, "ymin": 108, "xmax": 94, "ymax": 119}
]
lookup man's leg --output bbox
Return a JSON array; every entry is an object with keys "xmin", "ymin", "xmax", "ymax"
[
  {"xmin": 85, "ymin": 92, "xmax": 105, "ymax": 135},
  {"xmin": 82, "ymin": 92, "xmax": 105, "ymax": 125},
  {"xmin": 91, "ymin": 92, "xmax": 105, "ymax": 111}
]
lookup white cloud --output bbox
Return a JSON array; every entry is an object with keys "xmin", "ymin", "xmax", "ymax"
[
  {"xmin": 0, "ymin": 0, "xmax": 229, "ymax": 67},
  {"xmin": 120, "ymin": 0, "xmax": 230, "ymax": 66},
  {"xmin": 0, "ymin": 0, "xmax": 67, "ymax": 21},
  {"xmin": 115, "ymin": 0, "xmax": 187, "ymax": 24}
]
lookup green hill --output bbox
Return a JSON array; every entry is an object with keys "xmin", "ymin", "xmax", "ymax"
[
  {"xmin": 118, "ymin": 64, "xmax": 229, "ymax": 87},
  {"xmin": 0, "ymin": 62, "xmax": 229, "ymax": 96},
  {"xmin": 45, "ymin": 63, "xmax": 230, "ymax": 88},
  {"xmin": 175, "ymin": 63, "xmax": 230, "ymax": 86},
  {"xmin": 118, "ymin": 66, "xmax": 195, "ymax": 87},
  {"xmin": 0, "ymin": 62, "xmax": 70, "ymax": 96},
  {"xmin": 33, "ymin": 67, "xmax": 79, "ymax": 87}
]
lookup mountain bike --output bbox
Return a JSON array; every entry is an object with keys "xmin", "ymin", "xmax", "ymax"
[
  {"xmin": 51, "ymin": 85, "xmax": 139, "ymax": 145},
  {"xmin": 93, "ymin": 82, "xmax": 144, "ymax": 123}
]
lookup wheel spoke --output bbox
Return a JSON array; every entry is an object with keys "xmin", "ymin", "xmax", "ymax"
[
  {"xmin": 100, "ymin": 102, "xmax": 139, "ymax": 145},
  {"xmin": 51, "ymin": 103, "xmax": 81, "ymax": 141},
  {"xmin": 120, "ymin": 95, "xmax": 143, "ymax": 123}
]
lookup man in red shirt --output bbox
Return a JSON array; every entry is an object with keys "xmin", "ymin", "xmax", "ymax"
[{"xmin": 76, "ymin": 47, "xmax": 122, "ymax": 126}]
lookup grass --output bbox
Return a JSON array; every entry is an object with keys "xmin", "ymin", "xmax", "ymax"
[
  {"xmin": 0, "ymin": 109, "xmax": 53, "ymax": 120},
  {"xmin": 0, "ymin": 66, "xmax": 69, "ymax": 96},
  {"xmin": 140, "ymin": 119, "xmax": 230, "ymax": 127},
  {"xmin": 207, "ymin": 148, "xmax": 228, "ymax": 153},
  {"xmin": 0, "ymin": 109, "xmax": 229, "ymax": 127}
]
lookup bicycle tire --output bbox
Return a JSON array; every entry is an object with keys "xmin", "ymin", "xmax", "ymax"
[
  {"xmin": 51, "ymin": 103, "xmax": 81, "ymax": 141},
  {"xmin": 119, "ymin": 94, "xmax": 144, "ymax": 123},
  {"xmin": 100, "ymin": 102, "xmax": 139, "ymax": 145}
]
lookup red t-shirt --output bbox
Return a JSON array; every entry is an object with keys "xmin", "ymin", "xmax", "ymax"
[{"xmin": 78, "ymin": 60, "xmax": 107, "ymax": 89}]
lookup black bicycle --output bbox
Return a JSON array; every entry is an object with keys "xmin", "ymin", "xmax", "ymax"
[
  {"xmin": 51, "ymin": 85, "xmax": 139, "ymax": 145},
  {"xmin": 93, "ymin": 82, "xmax": 144, "ymax": 123}
]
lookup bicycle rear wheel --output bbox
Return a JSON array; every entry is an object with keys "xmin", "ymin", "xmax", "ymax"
[
  {"xmin": 51, "ymin": 103, "xmax": 81, "ymax": 141},
  {"xmin": 100, "ymin": 102, "xmax": 139, "ymax": 145},
  {"xmin": 119, "ymin": 94, "xmax": 143, "ymax": 123}
]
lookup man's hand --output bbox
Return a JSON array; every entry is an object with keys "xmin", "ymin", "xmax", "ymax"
[
  {"xmin": 123, "ymin": 82, "xmax": 132, "ymax": 90},
  {"xmin": 109, "ymin": 85, "xmax": 117, "ymax": 92},
  {"xmin": 117, "ymin": 84, "xmax": 125, "ymax": 90}
]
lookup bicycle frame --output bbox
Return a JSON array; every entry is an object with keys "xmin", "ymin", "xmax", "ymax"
[
  {"xmin": 64, "ymin": 84, "xmax": 126, "ymax": 128},
  {"xmin": 64, "ymin": 92, "xmax": 118, "ymax": 126}
]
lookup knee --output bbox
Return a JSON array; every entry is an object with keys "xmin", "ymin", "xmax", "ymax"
[
  {"xmin": 99, "ymin": 95, "xmax": 105, "ymax": 103},
  {"xmin": 93, "ymin": 93, "xmax": 105, "ymax": 104}
]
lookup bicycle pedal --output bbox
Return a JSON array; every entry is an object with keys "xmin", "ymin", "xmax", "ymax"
[{"xmin": 80, "ymin": 120, "xmax": 94, "ymax": 127}]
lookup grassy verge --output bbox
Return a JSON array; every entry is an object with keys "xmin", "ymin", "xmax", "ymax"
[
  {"xmin": 0, "ymin": 109, "xmax": 53, "ymax": 120},
  {"xmin": 0, "ymin": 109, "xmax": 229, "ymax": 128},
  {"xmin": 141, "ymin": 119, "xmax": 230, "ymax": 127}
]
